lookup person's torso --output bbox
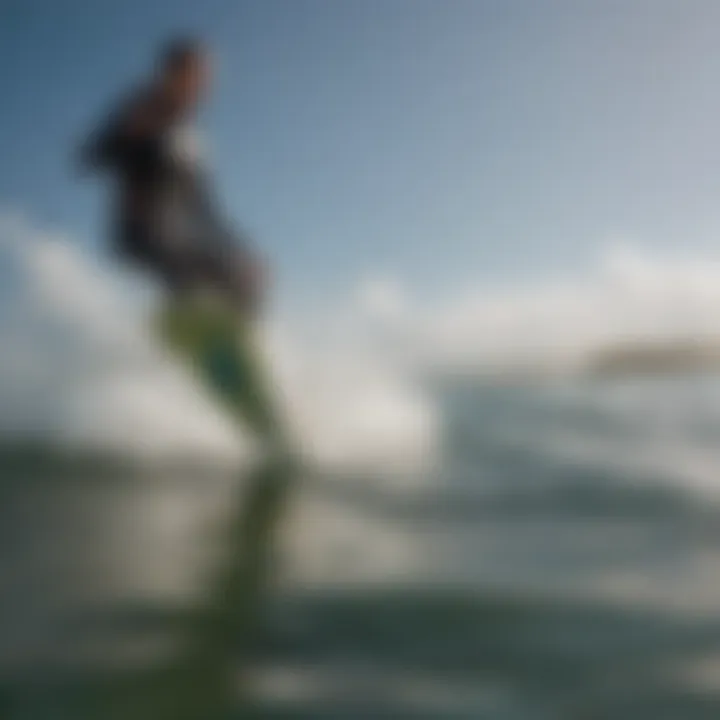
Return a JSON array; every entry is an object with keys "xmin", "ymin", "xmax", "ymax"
[{"xmin": 111, "ymin": 88, "xmax": 209, "ymax": 244}]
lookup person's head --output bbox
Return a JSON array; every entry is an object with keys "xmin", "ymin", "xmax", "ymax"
[{"xmin": 157, "ymin": 36, "xmax": 211, "ymax": 109}]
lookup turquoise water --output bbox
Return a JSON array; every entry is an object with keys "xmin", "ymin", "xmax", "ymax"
[{"xmin": 2, "ymin": 378, "xmax": 720, "ymax": 718}]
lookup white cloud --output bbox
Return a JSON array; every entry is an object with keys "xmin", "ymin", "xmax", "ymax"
[{"xmin": 385, "ymin": 243, "xmax": 720, "ymax": 373}]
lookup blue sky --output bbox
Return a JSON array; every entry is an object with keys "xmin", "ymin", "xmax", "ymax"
[{"xmin": 3, "ymin": 0, "xmax": 720, "ymax": 306}]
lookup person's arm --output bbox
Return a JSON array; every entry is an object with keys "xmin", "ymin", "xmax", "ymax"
[
  {"xmin": 75, "ymin": 88, "xmax": 177, "ymax": 175},
  {"xmin": 195, "ymin": 173, "xmax": 264, "ymax": 267},
  {"xmin": 188, "ymin": 170, "xmax": 268, "ymax": 298}
]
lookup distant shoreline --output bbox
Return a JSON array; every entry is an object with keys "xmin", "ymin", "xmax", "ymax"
[{"xmin": 585, "ymin": 338, "xmax": 720, "ymax": 377}]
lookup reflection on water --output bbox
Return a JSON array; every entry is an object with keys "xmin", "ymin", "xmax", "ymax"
[
  {"xmin": 114, "ymin": 456, "xmax": 296, "ymax": 719},
  {"xmin": 3, "ymin": 380, "xmax": 720, "ymax": 716},
  {"xmin": 0, "ymin": 453, "xmax": 297, "ymax": 719}
]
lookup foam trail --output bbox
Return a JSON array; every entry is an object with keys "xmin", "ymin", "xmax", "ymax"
[{"xmin": 0, "ymin": 213, "xmax": 437, "ymax": 473}]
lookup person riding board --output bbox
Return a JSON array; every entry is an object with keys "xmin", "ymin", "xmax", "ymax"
[
  {"xmin": 78, "ymin": 37, "xmax": 287, "ymax": 443},
  {"xmin": 78, "ymin": 37, "xmax": 264, "ymax": 314}
]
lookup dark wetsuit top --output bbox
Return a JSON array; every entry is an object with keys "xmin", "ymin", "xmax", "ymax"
[{"xmin": 80, "ymin": 86, "xmax": 258, "ymax": 310}]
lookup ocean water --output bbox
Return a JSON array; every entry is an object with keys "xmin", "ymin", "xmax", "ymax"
[{"xmin": 2, "ymin": 376, "xmax": 720, "ymax": 719}]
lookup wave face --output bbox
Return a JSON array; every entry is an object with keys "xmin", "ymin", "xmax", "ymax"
[{"xmin": 4, "ymin": 374, "xmax": 720, "ymax": 718}]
